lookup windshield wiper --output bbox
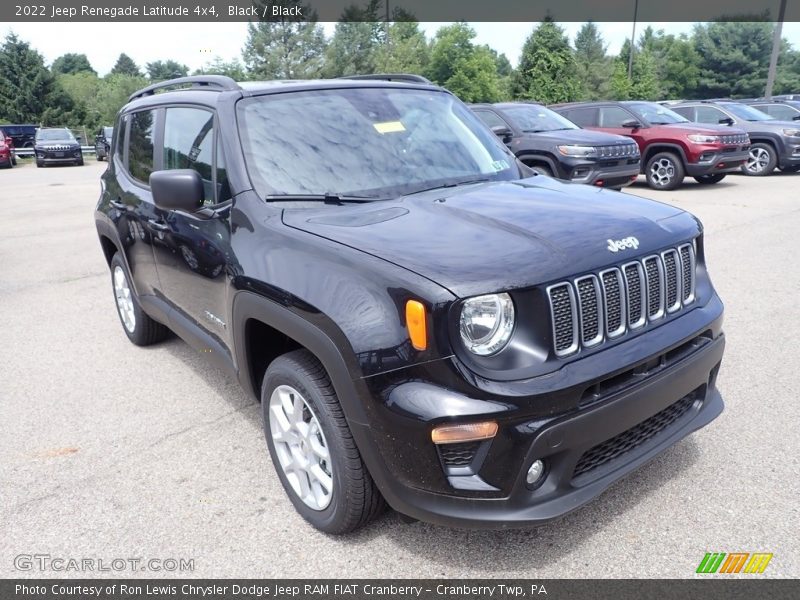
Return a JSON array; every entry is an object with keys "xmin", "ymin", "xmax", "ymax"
[
  {"xmin": 403, "ymin": 178, "xmax": 491, "ymax": 197},
  {"xmin": 264, "ymin": 193, "xmax": 378, "ymax": 204}
]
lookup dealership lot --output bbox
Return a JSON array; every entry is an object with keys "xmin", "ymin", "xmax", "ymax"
[{"xmin": 1, "ymin": 161, "xmax": 798, "ymax": 578}]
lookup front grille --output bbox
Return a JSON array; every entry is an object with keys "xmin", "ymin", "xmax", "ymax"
[
  {"xmin": 43, "ymin": 145, "xmax": 73, "ymax": 152},
  {"xmin": 547, "ymin": 243, "xmax": 696, "ymax": 357},
  {"xmin": 721, "ymin": 133, "xmax": 749, "ymax": 145},
  {"xmin": 597, "ymin": 144, "xmax": 639, "ymax": 159},
  {"xmin": 438, "ymin": 442, "xmax": 481, "ymax": 467},
  {"xmin": 572, "ymin": 394, "xmax": 696, "ymax": 479}
]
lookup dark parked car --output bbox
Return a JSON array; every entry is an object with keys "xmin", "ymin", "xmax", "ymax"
[
  {"xmin": 0, "ymin": 129, "xmax": 16, "ymax": 168},
  {"xmin": 95, "ymin": 126, "xmax": 113, "ymax": 161},
  {"xmin": 471, "ymin": 102, "xmax": 640, "ymax": 189},
  {"xmin": 96, "ymin": 75, "xmax": 725, "ymax": 534},
  {"xmin": 34, "ymin": 128, "xmax": 84, "ymax": 167},
  {"xmin": 743, "ymin": 99, "xmax": 800, "ymax": 123},
  {"xmin": 669, "ymin": 101, "xmax": 800, "ymax": 175},
  {"xmin": 552, "ymin": 101, "xmax": 750, "ymax": 190},
  {"xmin": 0, "ymin": 124, "xmax": 38, "ymax": 149}
]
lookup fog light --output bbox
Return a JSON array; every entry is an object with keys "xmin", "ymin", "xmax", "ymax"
[{"xmin": 526, "ymin": 460, "xmax": 545, "ymax": 485}]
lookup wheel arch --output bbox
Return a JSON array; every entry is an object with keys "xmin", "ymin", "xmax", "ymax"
[
  {"xmin": 517, "ymin": 152, "xmax": 560, "ymax": 176},
  {"xmin": 643, "ymin": 143, "xmax": 688, "ymax": 166}
]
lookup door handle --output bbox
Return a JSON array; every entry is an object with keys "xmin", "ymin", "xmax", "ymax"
[
  {"xmin": 110, "ymin": 199, "xmax": 125, "ymax": 210},
  {"xmin": 147, "ymin": 218, "xmax": 169, "ymax": 232}
]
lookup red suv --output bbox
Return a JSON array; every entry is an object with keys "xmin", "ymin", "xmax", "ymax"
[
  {"xmin": 0, "ymin": 130, "xmax": 15, "ymax": 168},
  {"xmin": 552, "ymin": 101, "xmax": 750, "ymax": 190}
]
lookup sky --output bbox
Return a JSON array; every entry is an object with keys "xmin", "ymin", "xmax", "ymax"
[{"xmin": 2, "ymin": 21, "xmax": 798, "ymax": 76}]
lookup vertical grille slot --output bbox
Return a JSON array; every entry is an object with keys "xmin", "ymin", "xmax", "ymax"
[
  {"xmin": 623, "ymin": 262, "xmax": 646, "ymax": 329},
  {"xmin": 661, "ymin": 249, "xmax": 681, "ymax": 313},
  {"xmin": 643, "ymin": 256, "xmax": 665, "ymax": 320},
  {"xmin": 547, "ymin": 283, "xmax": 578, "ymax": 356},
  {"xmin": 575, "ymin": 275, "xmax": 603, "ymax": 347},
  {"xmin": 600, "ymin": 268, "xmax": 626, "ymax": 338},
  {"xmin": 679, "ymin": 243, "xmax": 695, "ymax": 304}
]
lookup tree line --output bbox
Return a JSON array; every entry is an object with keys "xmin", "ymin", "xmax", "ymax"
[{"xmin": 1, "ymin": 12, "xmax": 799, "ymax": 132}]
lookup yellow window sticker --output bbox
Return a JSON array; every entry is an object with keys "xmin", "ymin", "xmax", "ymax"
[{"xmin": 373, "ymin": 121, "xmax": 406, "ymax": 134}]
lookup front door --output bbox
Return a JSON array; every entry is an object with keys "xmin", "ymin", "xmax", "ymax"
[{"xmin": 149, "ymin": 105, "xmax": 234, "ymax": 358}]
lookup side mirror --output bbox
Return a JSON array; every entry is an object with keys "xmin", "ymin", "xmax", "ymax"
[
  {"xmin": 719, "ymin": 117, "xmax": 734, "ymax": 126},
  {"xmin": 150, "ymin": 169, "xmax": 204, "ymax": 212},
  {"xmin": 491, "ymin": 125, "xmax": 513, "ymax": 140},
  {"xmin": 621, "ymin": 119, "xmax": 641, "ymax": 129},
  {"xmin": 793, "ymin": 115, "xmax": 800, "ymax": 121}
]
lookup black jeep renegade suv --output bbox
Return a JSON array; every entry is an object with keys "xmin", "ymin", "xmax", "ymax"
[{"xmin": 95, "ymin": 75, "xmax": 725, "ymax": 534}]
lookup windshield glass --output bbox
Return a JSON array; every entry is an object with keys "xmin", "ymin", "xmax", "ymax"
[
  {"xmin": 237, "ymin": 88, "xmax": 518, "ymax": 199},
  {"xmin": 626, "ymin": 102, "xmax": 689, "ymax": 125},
  {"xmin": 37, "ymin": 129, "xmax": 75, "ymax": 141},
  {"xmin": 104, "ymin": 127, "xmax": 113, "ymax": 138},
  {"xmin": 725, "ymin": 103, "xmax": 774, "ymax": 121},
  {"xmin": 502, "ymin": 104, "xmax": 578, "ymax": 132}
]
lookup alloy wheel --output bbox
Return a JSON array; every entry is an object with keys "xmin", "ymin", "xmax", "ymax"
[
  {"xmin": 268, "ymin": 384, "xmax": 333, "ymax": 511},
  {"xmin": 746, "ymin": 147, "xmax": 770, "ymax": 174},
  {"xmin": 113, "ymin": 265, "xmax": 136, "ymax": 333},
  {"xmin": 649, "ymin": 158, "xmax": 675, "ymax": 187}
]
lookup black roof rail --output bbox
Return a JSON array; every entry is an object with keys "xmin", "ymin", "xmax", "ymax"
[
  {"xmin": 339, "ymin": 73, "xmax": 432, "ymax": 84},
  {"xmin": 128, "ymin": 75, "xmax": 241, "ymax": 102}
]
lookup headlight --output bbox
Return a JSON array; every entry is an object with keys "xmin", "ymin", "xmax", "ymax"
[
  {"xmin": 687, "ymin": 134, "xmax": 721, "ymax": 143},
  {"xmin": 459, "ymin": 293, "xmax": 515, "ymax": 356},
  {"xmin": 782, "ymin": 128, "xmax": 800, "ymax": 137},
  {"xmin": 557, "ymin": 145, "xmax": 597, "ymax": 158}
]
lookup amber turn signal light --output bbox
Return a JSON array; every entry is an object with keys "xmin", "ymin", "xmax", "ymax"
[
  {"xmin": 405, "ymin": 299, "xmax": 427, "ymax": 351},
  {"xmin": 431, "ymin": 421, "xmax": 498, "ymax": 445}
]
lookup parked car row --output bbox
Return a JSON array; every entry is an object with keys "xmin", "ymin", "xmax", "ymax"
[
  {"xmin": 471, "ymin": 97, "xmax": 800, "ymax": 191},
  {"xmin": 0, "ymin": 124, "xmax": 114, "ymax": 168}
]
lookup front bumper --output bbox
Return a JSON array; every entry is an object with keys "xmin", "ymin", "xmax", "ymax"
[
  {"xmin": 685, "ymin": 146, "xmax": 749, "ymax": 176},
  {"xmin": 562, "ymin": 156, "xmax": 641, "ymax": 188},
  {"xmin": 779, "ymin": 142, "xmax": 800, "ymax": 167},
  {"xmin": 354, "ymin": 298, "xmax": 725, "ymax": 528}
]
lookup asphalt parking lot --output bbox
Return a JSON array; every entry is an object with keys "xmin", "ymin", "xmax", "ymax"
[{"xmin": 1, "ymin": 160, "xmax": 798, "ymax": 579}]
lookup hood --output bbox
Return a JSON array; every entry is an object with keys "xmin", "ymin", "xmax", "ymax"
[
  {"xmin": 655, "ymin": 122, "xmax": 747, "ymax": 136},
  {"xmin": 524, "ymin": 128, "xmax": 634, "ymax": 146},
  {"xmin": 731, "ymin": 119, "xmax": 800, "ymax": 133},
  {"xmin": 36, "ymin": 138, "xmax": 78, "ymax": 147},
  {"xmin": 282, "ymin": 177, "xmax": 701, "ymax": 298}
]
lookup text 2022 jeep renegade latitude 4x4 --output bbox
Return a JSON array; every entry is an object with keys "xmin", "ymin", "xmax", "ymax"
[{"xmin": 95, "ymin": 75, "xmax": 726, "ymax": 533}]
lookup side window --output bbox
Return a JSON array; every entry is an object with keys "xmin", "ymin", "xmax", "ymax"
[
  {"xmin": 474, "ymin": 110, "xmax": 509, "ymax": 130},
  {"xmin": 163, "ymin": 106, "xmax": 230, "ymax": 205},
  {"xmin": 762, "ymin": 105, "xmax": 795, "ymax": 120},
  {"xmin": 128, "ymin": 110, "xmax": 156, "ymax": 184},
  {"xmin": 566, "ymin": 107, "xmax": 598, "ymax": 127},
  {"xmin": 599, "ymin": 106, "xmax": 634, "ymax": 128},
  {"xmin": 695, "ymin": 106, "xmax": 727, "ymax": 125},
  {"xmin": 115, "ymin": 114, "xmax": 128, "ymax": 163},
  {"xmin": 671, "ymin": 106, "xmax": 694, "ymax": 120}
]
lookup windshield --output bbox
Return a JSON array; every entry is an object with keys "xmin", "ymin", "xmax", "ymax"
[
  {"xmin": 37, "ymin": 129, "xmax": 75, "ymax": 141},
  {"xmin": 237, "ymin": 88, "xmax": 519, "ymax": 199},
  {"xmin": 724, "ymin": 103, "xmax": 774, "ymax": 121},
  {"xmin": 104, "ymin": 127, "xmax": 113, "ymax": 138},
  {"xmin": 626, "ymin": 102, "xmax": 689, "ymax": 125},
  {"xmin": 502, "ymin": 104, "xmax": 579, "ymax": 132}
]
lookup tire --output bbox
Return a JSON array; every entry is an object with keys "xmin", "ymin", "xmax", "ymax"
[
  {"xmin": 36, "ymin": 160, "xmax": 44, "ymax": 168},
  {"xmin": 694, "ymin": 173, "xmax": 727, "ymax": 184},
  {"xmin": 645, "ymin": 152, "xmax": 685, "ymax": 190},
  {"xmin": 11, "ymin": 155, "xmax": 17, "ymax": 166},
  {"xmin": 97, "ymin": 153, "xmax": 104, "ymax": 162},
  {"xmin": 76, "ymin": 158, "xmax": 84, "ymax": 166},
  {"xmin": 262, "ymin": 350, "xmax": 385, "ymax": 534},
  {"xmin": 524, "ymin": 161, "xmax": 553, "ymax": 177},
  {"xmin": 742, "ymin": 143, "xmax": 777, "ymax": 176},
  {"xmin": 779, "ymin": 165, "xmax": 800, "ymax": 173},
  {"xmin": 109, "ymin": 252, "xmax": 170, "ymax": 346}
]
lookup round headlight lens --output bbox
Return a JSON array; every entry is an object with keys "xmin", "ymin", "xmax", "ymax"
[{"xmin": 459, "ymin": 293, "xmax": 515, "ymax": 356}]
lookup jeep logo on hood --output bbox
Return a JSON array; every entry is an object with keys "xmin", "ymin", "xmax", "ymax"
[{"xmin": 607, "ymin": 236, "xmax": 640, "ymax": 253}]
